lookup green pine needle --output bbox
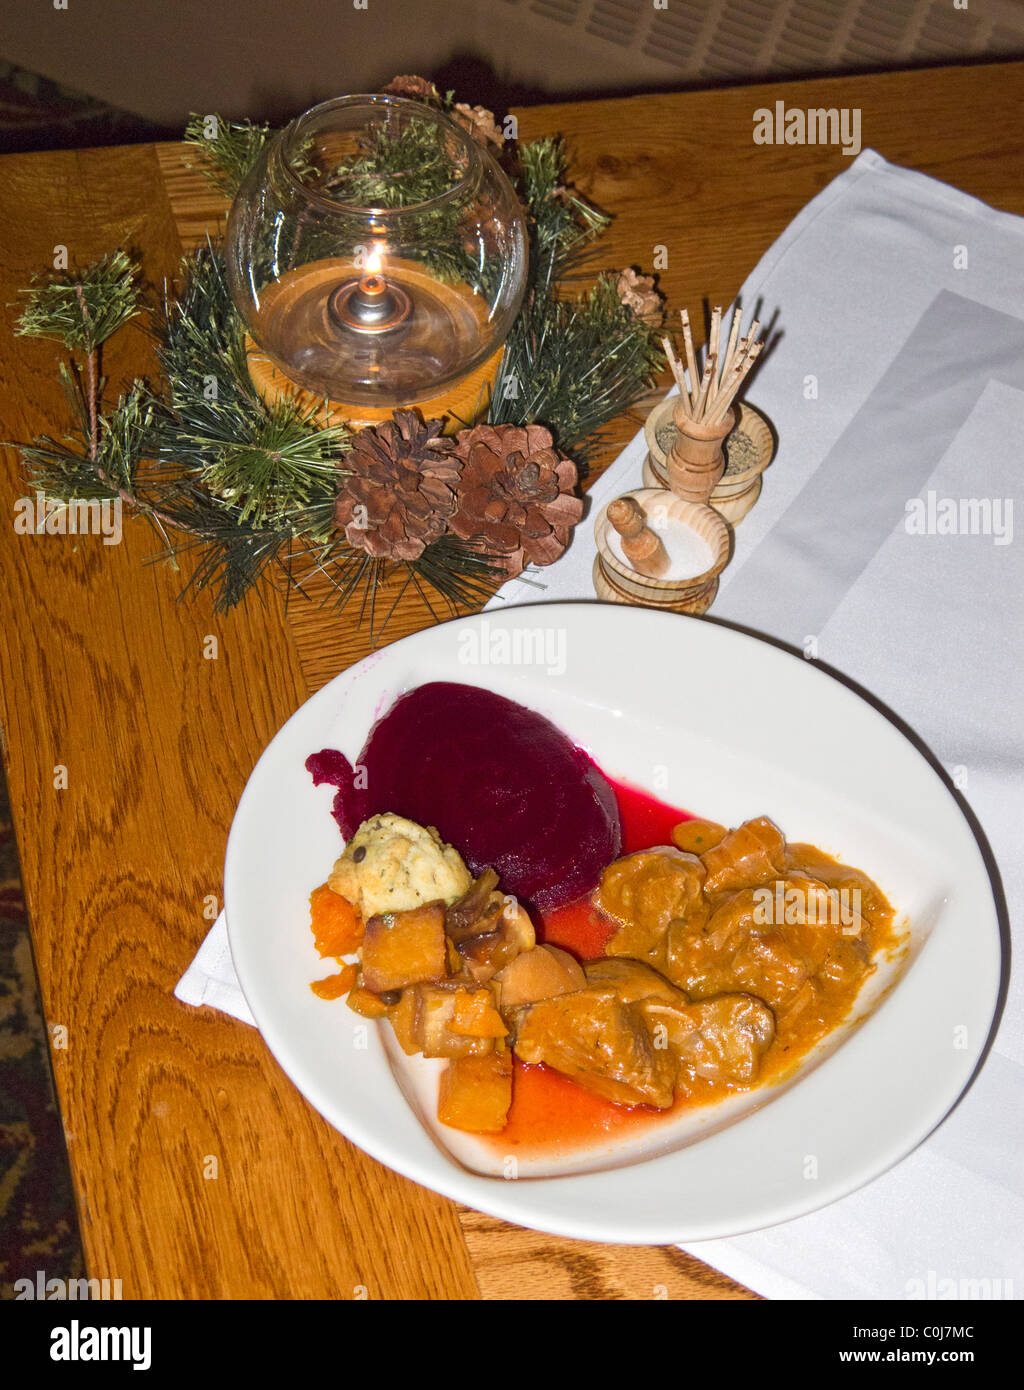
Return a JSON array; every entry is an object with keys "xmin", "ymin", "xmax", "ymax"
[
  {"xmin": 96, "ymin": 388, "xmax": 153, "ymax": 493},
  {"xmin": 490, "ymin": 273, "xmax": 665, "ymax": 465},
  {"xmin": 327, "ymin": 114, "xmax": 464, "ymax": 209},
  {"xmin": 183, "ymin": 114, "xmax": 272, "ymax": 198},
  {"xmin": 519, "ymin": 137, "xmax": 610, "ymax": 289},
  {"xmin": 15, "ymin": 250, "xmax": 141, "ymax": 354},
  {"xmin": 150, "ymin": 245, "xmax": 352, "ymax": 529}
]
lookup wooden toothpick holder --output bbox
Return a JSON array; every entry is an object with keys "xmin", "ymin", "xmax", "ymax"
[{"xmin": 666, "ymin": 405, "xmax": 736, "ymax": 505}]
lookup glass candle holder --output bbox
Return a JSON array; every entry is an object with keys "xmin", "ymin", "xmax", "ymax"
[{"xmin": 225, "ymin": 95, "xmax": 528, "ymax": 420}]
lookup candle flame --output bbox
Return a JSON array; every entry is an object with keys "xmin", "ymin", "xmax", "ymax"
[{"xmin": 364, "ymin": 248, "xmax": 383, "ymax": 275}]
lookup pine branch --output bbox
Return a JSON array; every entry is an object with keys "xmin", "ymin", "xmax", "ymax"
[
  {"xmin": 327, "ymin": 112, "xmax": 463, "ymax": 208},
  {"xmin": 519, "ymin": 137, "xmax": 610, "ymax": 291},
  {"xmin": 414, "ymin": 533, "xmax": 506, "ymax": 608},
  {"xmin": 149, "ymin": 244, "xmax": 351, "ymax": 528},
  {"xmin": 490, "ymin": 273, "xmax": 665, "ymax": 465},
  {"xmin": 9, "ymin": 106, "xmax": 662, "ymax": 623},
  {"xmin": 95, "ymin": 389, "xmax": 153, "ymax": 493},
  {"xmin": 15, "ymin": 251, "xmax": 141, "ymax": 354},
  {"xmin": 183, "ymin": 114, "xmax": 272, "ymax": 198}
]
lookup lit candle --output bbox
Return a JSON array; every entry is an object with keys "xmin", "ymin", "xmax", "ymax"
[{"xmin": 329, "ymin": 246, "xmax": 412, "ymax": 335}]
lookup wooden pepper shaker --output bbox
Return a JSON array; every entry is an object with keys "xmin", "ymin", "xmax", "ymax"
[{"xmin": 606, "ymin": 496, "xmax": 671, "ymax": 578}]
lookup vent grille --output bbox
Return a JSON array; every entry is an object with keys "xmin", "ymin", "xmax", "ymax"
[
  {"xmin": 502, "ymin": 0, "xmax": 1024, "ymax": 90},
  {"xmin": 587, "ymin": 0, "xmax": 647, "ymax": 48},
  {"xmin": 916, "ymin": 6, "xmax": 985, "ymax": 59},
  {"xmin": 529, "ymin": 0, "xmax": 582, "ymax": 27}
]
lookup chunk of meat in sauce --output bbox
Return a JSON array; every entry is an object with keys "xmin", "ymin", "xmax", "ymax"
[
  {"xmin": 645, "ymin": 993, "xmax": 775, "ymax": 1085},
  {"xmin": 701, "ymin": 817, "xmax": 786, "ymax": 894},
  {"xmin": 593, "ymin": 848, "xmax": 706, "ymax": 966},
  {"xmin": 584, "ymin": 959, "xmax": 775, "ymax": 1086},
  {"xmin": 514, "ymin": 986, "xmax": 676, "ymax": 1108},
  {"xmin": 583, "ymin": 956, "xmax": 688, "ymax": 1006},
  {"xmin": 785, "ymin": 844, "xmax": 892, "ymax": 936},
  {"xmin": 665, "ymin": 879, "xmax": 871, "ymax": 1011}
]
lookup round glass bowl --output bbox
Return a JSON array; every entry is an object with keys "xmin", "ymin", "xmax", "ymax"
[{"xmin": 225, "ymin": 95, "xmax": 528, "ymax": 410}]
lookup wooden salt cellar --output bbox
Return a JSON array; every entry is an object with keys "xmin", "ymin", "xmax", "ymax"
[
  {"xmin": 605, "ymin": 496, "xmax": 670, "ymax": 578},
  {"xmin": 593, "ymin": 489, "xmax": 731, "ymax": 615}
]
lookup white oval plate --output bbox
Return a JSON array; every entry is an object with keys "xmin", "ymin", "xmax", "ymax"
[{"xmin": 224, "ymin": 604, "xmax": 1002, "ymax": 1244}]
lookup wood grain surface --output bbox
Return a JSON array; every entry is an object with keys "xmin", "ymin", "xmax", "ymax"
[{"xmin": 2, "ymin": 60, "xmax": 1022, "ymax": 1301}]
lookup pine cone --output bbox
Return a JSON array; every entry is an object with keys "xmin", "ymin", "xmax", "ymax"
[
  {"xmin": 451, "ymin": 102, "xmax": 504, "ymax": 149},
  {"xmin": 334, "ymin": 412, "xmax": 461, "ymax": 561},
  {"xmin": 449, "ymin": 424, "xmax": 583, "ymax": 576},
  {"xmin": 381, "ymin": 75, "xmax": 440, "ymax": 103},
  {"xmin": 616, "ymin": 267, "xmax": 663, "ymax": 326}
]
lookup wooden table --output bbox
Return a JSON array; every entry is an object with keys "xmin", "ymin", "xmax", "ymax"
[{"xmin": 2, "ymin": 60, "xmax": 1022, "ymax": 1301}]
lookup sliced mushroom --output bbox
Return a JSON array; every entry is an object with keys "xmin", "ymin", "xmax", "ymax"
[{"xmin": 448, "ymin": 886, "xmax": 536, "ymax": 982}]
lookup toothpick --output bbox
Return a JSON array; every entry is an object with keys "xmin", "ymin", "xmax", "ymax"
[
  {"xmin": 662, "ymin": 336, "xmax": 693, "ymax": 418},
  {"xmin": 680, "ymin": 309, "xmax": 699, "ymax": 411},
  {"xmin": 715, "ymin": 336, "xmax": 749, "ymax": 403},
  {"xmin": 719, "ymin": 307, "xmax": 743, "ymax": 388},
  {"xmin": 708, "ymin": 340, "xmax": 763, "ymax": 424},
  {"xmin": 694, "ymin": 354, "xmax": 716, "ymax": 419},
  {"xmin": 708, "ymin": 306, "xmax": 722, "ymax": 396}
]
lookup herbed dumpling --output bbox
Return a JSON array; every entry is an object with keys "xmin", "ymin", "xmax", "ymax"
[{"xmin": 328, "ymin": 813, "xmax": 471, "ymax": 919}]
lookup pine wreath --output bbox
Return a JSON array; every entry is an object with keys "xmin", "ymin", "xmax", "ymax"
[{"xmin": 11, "ymin": 80, "xmax": 667, "ymax": 631}]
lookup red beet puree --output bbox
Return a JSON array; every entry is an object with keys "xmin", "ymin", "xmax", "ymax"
[{"xmin": 305, "ymin": 681, "xmax": 621, "ymax": 912}]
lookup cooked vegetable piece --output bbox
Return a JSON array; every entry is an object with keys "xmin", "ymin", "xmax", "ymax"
[
  {"xmin": 310, "ymin": 961, "xmax": 358, "ymax": 1000},
  {"xmin": 309, "ymin": 883, "xmax": 364, "ymax": 957},
  {"xmin": 449, "ymin": 988, "xmax": 508, "ymax": 1038},
  {"xmin": 437, "ymin": 1050, "xmax": 513, "ymax": 1132},
  {"xmin": 346, "ymin": 984, "xmax": 394, "ymax": 1019},
  {"xmin": 414, "ymin": 984, "xmax": 494, "ymax": 1057},
  {"xmin": 514, "ymin": 987, "xmax": 675, "ymax": 1108},
  {"xmin": 388, "ymin": 988, "xmax": 421, "ymax": 1055},
  {"xmin": 445, "ymin": 868, "xmax": 500, "ymax": 941},
  {"xmin": 452, "ymin": 895, "xmax": 535, "ymax": 980},
  {"xmin": 361, "ymin": 902, "xmax": 448, "ymax": 992},
  {"xmin": 495, "ymin": 944, "xmax": 586, "ymax": 1009},
  {"xmin": 671, "ymin": 819, "xmax": 727, "ymax": 855}
]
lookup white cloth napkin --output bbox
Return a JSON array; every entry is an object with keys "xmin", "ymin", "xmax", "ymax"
[
  {"xmin": 178, "ymin": 150, "xmax": 1024, "ymax": 1299},
  {"xmin": 176, "ymin": 911, "xmax": 255, "ymax": 1027}
]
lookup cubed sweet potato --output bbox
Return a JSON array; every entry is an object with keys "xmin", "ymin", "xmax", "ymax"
[
  {"xmin": 309, "ymin": 883, "xmax": 364, "ymax": 957},
  {"xmin": 670, "ymin": 819, "xmax": 727, "ymax": 855},
  {"xmin": 449, "ymin": 988, "xmax": 508, "ymax": 1038},
  {"xmin": 414, "ymin": 985, "xmax": 493, "ymax": 1058},
  {"xmin": 361, "ymin": 903, "xmax": 447, "ymax": 992},
  {"xmin": 437, "ymin": 1050, "xmax": 513, "ymax": 1133},
  {"xmin": 346, "ymin": 984, "xmax": 393, "ymax": 1020},
  {"xmin": 310, "ymin": 962, "xmax": 358, "ymax": 1000}
]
